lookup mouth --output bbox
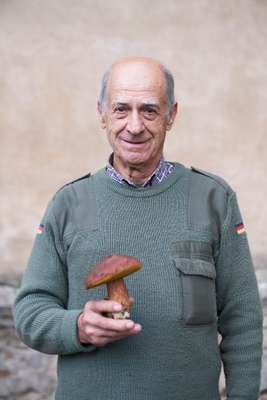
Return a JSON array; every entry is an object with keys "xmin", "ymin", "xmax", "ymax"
[{"xmin": 120, "ymin": 138, "xmax": 150, "ymax": 146}]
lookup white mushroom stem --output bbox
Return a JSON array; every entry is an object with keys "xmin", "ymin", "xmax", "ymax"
[{"xmin": 106, "ymin": 278, "xmax": 131, "ymax": 319}]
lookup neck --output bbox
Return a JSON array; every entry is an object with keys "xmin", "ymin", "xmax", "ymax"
[{"xmin": 113, "ymin": 156, "xmax": 162, "ymax": 185}]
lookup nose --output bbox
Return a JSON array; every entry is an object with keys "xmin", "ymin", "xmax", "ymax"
[{"xmin": 126, "ymin": 110, "xmax": 144, "ymax": 135}]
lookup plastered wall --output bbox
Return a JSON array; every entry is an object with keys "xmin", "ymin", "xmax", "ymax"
[{"xmin": 1, "ymin": 0, "xmax": 266, "ymax": 282}]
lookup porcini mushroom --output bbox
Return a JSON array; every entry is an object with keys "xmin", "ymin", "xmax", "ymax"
[{"xmin": 85, "ymin": 254, "xmax": 142, "ymax": 319}]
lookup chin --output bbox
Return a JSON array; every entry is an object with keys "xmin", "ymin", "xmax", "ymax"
[
  {"xmin": 124, "ymin": 153, "xmax": 150, "ymax": 166},
  {"xmin": 119, "ymin": 141, "xmax": 153, "ymax": 161}
]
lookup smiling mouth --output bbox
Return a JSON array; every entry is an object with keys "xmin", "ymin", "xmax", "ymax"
[{"xmin": 121, "ymin": 138, "xmax": 150, "ymax": 145}]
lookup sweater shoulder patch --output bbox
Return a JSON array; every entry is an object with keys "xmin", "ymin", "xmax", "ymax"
[
  {"xmin": 51, "ymin": 172, "xmax": 92, "ymax": 211},
  {"xmin": 191, "ymin": 166, "xmax": 232, "ymax": 193},
  {"xmin": 52, "ymin": 171, "xmax": 96, "ymax": 234},
  {"xmin": 57, "ymin": 172, "xmax": 91, "ymax": 193}
]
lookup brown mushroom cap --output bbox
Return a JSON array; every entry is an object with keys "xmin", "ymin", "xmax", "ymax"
[{"xmin": 85, "ymin": 254, "xmax": 142, "ymax": 289}]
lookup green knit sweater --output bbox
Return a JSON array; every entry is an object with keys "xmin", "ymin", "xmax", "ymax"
[{"xmin": 14, "ymin": 163, "xmax": 263, "ymax": 400}]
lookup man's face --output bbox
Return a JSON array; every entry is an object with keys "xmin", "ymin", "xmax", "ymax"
[{"xmin": 99, "ymin": 60, "xmax": 177, "ymax": 172}]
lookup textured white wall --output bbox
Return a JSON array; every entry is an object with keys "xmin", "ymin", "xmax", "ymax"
[{"xmin": 1, "ymin": 0, "xmax": 266, "ymax": 281}]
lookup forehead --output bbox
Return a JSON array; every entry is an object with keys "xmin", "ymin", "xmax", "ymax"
[{"xmin": 107, "ymin": 61, "xmax": 166, "ymax": 104}]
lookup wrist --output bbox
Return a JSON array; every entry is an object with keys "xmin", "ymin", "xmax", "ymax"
[{"xmin": 77, "ymin": 312, "xmax": 87, "ymax": 344}]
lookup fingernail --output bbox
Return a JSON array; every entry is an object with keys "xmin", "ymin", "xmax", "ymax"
[
  {"xmin": 126, "ymin": 321, "xmax": 134, "ymax": 329},
  {"xmin": 113, "ymin": 304, "xmax": 122, "ymax": 311},
  {"xmin": 135, "ymin": 324, "xmax": 142, "ymax": 332}
]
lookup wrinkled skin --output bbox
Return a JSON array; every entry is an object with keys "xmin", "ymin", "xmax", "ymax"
[{"xmin": 99, "ymin": 56, "xmax": 177, "ymax": 184}]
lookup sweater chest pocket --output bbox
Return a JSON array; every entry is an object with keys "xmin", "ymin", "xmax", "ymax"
[{"xmin": 171, "ymin": 241, "xmax": 217, "ymax": 326}]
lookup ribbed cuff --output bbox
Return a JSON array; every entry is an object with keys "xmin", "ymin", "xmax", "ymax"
[{"xmin": 60, "ymin": 309, "xmax": 96, "ymax": 354}]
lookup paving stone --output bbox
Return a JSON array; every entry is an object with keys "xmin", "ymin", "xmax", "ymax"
[{"xmin": 0, "ymin": 285, "xmax": 57, "ymax": 400}]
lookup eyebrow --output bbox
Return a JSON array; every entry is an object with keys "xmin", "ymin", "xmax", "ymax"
[
  {"xmin": 112, "ymin": 102, "xmax": 160, "ymax": 109},
  {"xmin": 141, "ymin": 103, "xmax": 159, "ymax": 109},
  {"xmin": 112, "ymin": 102, "xmax": 128, "ymax": 107}
]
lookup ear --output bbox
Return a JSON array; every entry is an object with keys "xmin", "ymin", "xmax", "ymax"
[
  {"xmin": 166, "ymin": 102, "xmax": 178, "ymax": 131},
  {"xmin": 97, "ymin": 101, "xmax": 107, "ymax": 129}
]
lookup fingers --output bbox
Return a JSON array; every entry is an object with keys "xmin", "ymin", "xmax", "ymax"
[
  {"xmin": 87, "ymin": 312, "xmax": 135, "ymax": 332},
  {"xmin": 77, "ymin": 299, "xmax": 142, "ymax": 347},
  {"xmin": 87, "ymin": 298, "xmax": 135, "ymax": 312},
  {"xmin": 85, "ymin": 299, "xmax": 123, "ymax": 314},
  {"xmin": 85, "ymin": 324, "xmax": 142, "ymax": 347},
  {"xmin": 84, "ymin": 300, "xmax": 135, "ymax": 332},
  {"xmin": 86, "ymin": 323, "xmax": 141, "ymax": 339}
]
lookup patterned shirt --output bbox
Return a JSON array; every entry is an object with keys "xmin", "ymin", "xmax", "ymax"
[{"xmin": 106, "ymin": 154, "xmax": 175, "ymax": 187}]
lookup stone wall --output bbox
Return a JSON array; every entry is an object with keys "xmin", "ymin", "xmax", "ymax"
[{"xmin": 0, "ymin": 285, "xmax": 56, "ymax": 400}]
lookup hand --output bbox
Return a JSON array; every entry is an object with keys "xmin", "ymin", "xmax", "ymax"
[{"xmin": 77, "ymin": 299, "xmax": 142, "ymax": 347}]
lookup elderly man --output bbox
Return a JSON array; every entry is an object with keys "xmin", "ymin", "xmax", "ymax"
[{"xmin": 14, "ymin": 57, "xmax": 262, "ymax": 400}]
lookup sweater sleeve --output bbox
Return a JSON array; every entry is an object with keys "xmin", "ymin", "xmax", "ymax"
[
  {"xmin": 216, "ymin": 192, "xmax": 263, "ymax": 400},
  {"xmin": 13, "ymin": 199, "xmax": 96, "ymax": 355}
]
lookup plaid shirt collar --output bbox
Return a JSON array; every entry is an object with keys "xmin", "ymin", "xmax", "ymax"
[{"xmin": 106, "ymin": 154, "xmax": 174, "ymax": 187}]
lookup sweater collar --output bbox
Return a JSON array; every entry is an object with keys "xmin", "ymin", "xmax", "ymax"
[{"xmin": 106, "ymin": 153, "xmax": 174, "ymax": 188}]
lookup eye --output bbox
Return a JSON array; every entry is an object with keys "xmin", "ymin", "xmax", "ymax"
[
  {"xmin": 114, "ymin": 106, "xmax": 125, "ymax": 112},
  {"xmin": 143, "ymin": 108, "xmax": 157, "ymax": 120},
  {"xmin": 113, "ymin": 105, "xmax": 128, "ymax": 118}
]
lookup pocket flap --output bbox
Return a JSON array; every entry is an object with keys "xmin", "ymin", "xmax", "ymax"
[
  {"xmin": 170, "ymin": 240, "xmax": 214, "ymax": 263},
  {"xmin": 174, "ymin": 258, "xmax": 216, "ymax": 279}
]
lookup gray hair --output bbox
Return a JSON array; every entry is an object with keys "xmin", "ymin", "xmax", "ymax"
[{"xmin": 98, "ymin": 63, "xmax": 175, "ymax": 115}]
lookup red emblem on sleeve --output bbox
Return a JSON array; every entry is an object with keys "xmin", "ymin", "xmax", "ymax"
[
  {"xmin": 235, "ymin": 222, "xmax": 246, "ymax": 235},
  {"xmin": 36, "ymin": 224, "xmax": 44, "ymax": 234}
]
